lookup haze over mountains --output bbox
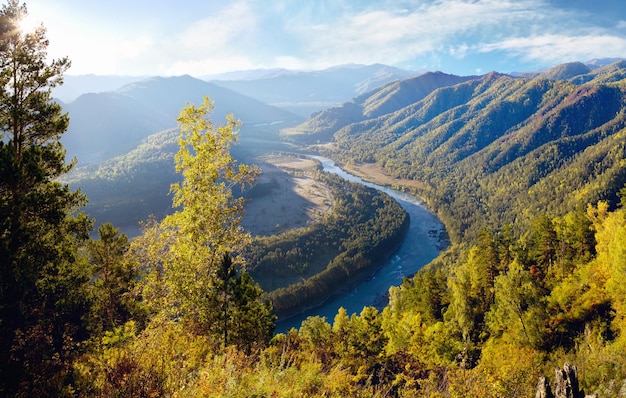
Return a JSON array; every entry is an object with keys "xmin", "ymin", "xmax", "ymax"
[
  {"xmin": 58, "ymin": 64, "xmax": 416, "ymax": 164},
  {"xmin": 59, "ymin": 75, "xmax": 301, "ymax": 164},
  {"xmin": 209, "ymin": 64, "xmax": 418, "ymax": 117}
]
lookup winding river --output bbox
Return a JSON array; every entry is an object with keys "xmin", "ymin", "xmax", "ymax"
[{"xmin": 275, "ymin": 157, "xmax": 447, "ymax": 332}]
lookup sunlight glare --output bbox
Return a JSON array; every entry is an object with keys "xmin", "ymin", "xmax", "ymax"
[{"xmin": 18, "ymin": 13, "xmax": 42, "ymax": 34}]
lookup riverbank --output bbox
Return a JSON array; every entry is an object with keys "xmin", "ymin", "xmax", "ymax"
[
  {"xmin": 343, "ymin": 160, "xmax": 427, "ymax": 192},
  {"xmin": 275, "ymin": 156, "xmax": 447, "ymax": 332},
  {"xmin": 242, "ymin": 154, "xmax": 332, "ymax": 236}
]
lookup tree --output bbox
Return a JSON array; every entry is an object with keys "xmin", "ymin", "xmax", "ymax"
[
  {"xmin": 487, "ymin": 260, "xmax": 546, "ymax": 347},
  {"xmin": 0, "ymin": 1, "xmax": 91, "ymax": 394},
  {"xmin": 528, "ymin": 215, "xmax": 558, "ymax": 274},
  {"xmin": 87, "ymin": 222, "xmax": 139, "ymax": 335},
  {"xmin": 211, "ymin": 253, "xmax": 275, "ymax": 351},
  {"xmin": 136, "ymin": 97, "xmax": 274, "ymax": 347},
  {"xmin": 446, "ymin": 245, "xmax": 497, "ymax": 344}
]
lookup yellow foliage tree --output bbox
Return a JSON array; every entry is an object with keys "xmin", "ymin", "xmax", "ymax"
[{"xmin": 130, "ymin": 97, "xmax": 275, "ymax": 346}]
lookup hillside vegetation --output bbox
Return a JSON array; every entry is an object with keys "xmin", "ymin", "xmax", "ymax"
[
  {"xmin": 298, "ymin": 61, "xmax": 626, "ymax": 243},
  {"xmin": 282, "ymin": 71, "xmax": 477, "ymax": 144},
  {"xmin": 246, "ymin": 171, "xmax": 409, "ymax": 317}
]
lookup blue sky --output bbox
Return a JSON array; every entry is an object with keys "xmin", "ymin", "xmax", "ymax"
[{"xmin": 22, "ymin": 0, "xmax": 626, "ymax": 76}]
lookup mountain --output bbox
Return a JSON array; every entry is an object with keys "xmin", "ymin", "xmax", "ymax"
[
  {"xmin": 210, "ymin": 64, "xmax": 418, "ymax": 118},
  {"xmin": 296, "ymin": 61, "xmax": 626, "ymax": 242},
  {"xmin": 61, "ymin": 75, "xmax": 302, "ymax": 165},
  {"xmin": 284, "ymin": 71, "xmax": 478, "ymax": 143},
  {"xmin": 52, "ymin": 74, "xmax": 150, "ymax": 102},
  {"xmin": 569, "ymin": 59, "xmax": 626, "ymax": 84},
  {"xmin": 202, "ymin": 68, "xmax": 297, "ymax": 81},
  {"xmin": 538, "ymin": 61, "xmax": 592, "ymax": 81},
  {"xmin": 586, "ymin": 57, "xmax": 625, "ymax": 68},
  {"xmin": 63, "ymin": 128, "xmax": 180, "ymax": 234}
]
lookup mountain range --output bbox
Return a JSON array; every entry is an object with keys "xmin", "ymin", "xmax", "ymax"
[
  {"xmin": 283, "ymin": 71, "xmax": 477, "ymax": 144},
  {"xmin": 59, "ymin": 75, "xmax": 301, "ymax": 164},
  {"xmin": 293, "ymin": 60, "xmax": 626, "ymax": 241},
  {"xmin": 209, "ymin": 63, "xmax": 417, "ymax": 117},
  {"xmin": 58, "ymin": 64, "xmax": 416, "ymax": 165}
]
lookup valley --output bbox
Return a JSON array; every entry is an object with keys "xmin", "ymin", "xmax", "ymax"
[
  {"xmin": 50, "ymin": 59, "xmax": 626, "ymax": 396},
  {"xmin": 276, "ymin": 156, "xmax": 446, "ymax": 332},
  {"xmin": 6, "ymin": 0, "xmax": 626, "ymax": 395}
]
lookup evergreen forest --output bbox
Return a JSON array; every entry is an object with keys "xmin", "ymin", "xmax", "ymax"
[{"xmin": 2, "ymin": 1, "xmax": 626, "ymax": 396}]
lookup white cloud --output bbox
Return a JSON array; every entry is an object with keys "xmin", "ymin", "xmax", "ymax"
[
  {"xmin": 25, "ymin": 0, "xmax": 626, "ymax": 75},
  {"xmin": 479, "ymin": 33, "xmax": 626, "ymax": 63},
  {"xmin": 177, "ymin": 2, "xmax": 256, "ymax": 52},
  {"xmin": 287, "ymin": 0, "xmax": 561, "ymax": 68},
  {"xmin": 450, "ymin": 44, "xmax": 470, "ymax": 59},
  {"xmin": 158, "ymin": 2, "xmax": 259, "ymax": 75}
]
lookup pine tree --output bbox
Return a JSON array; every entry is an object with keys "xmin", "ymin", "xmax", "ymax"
[
  {"xmin": 0, "ymin": 1, "xmax": 91, "ymax": 394},
  {"xmin": 87, "ymin": 222, "xmax": 139, "ymax": 336},
  {"xmin": 210, "ymin": 253, "xmax": 275, "ymax": 351}
]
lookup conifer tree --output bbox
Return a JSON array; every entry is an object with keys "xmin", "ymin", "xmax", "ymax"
[
  {"xmin": 0, "ymin": 1, "xmax": 91, "ymax": 394},
  {"xmin": 87, "ymin": 222, "xmax": 139, "ymax": 335}
]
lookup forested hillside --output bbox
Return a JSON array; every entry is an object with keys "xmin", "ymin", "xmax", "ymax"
[
  {"xmin": 61, "ymin": 129, "xmax": 180, "ymax": 233},
  {"xmin": 283, "ymin": 71, "xmax": 477, "ymax": 144},
  {"xmin": 246, "ymin": 171, "xmax": 409, "ymax": 317},
  {"xmin": 301, "ymin": 61, "xmax": 626, "ymax": 243}
]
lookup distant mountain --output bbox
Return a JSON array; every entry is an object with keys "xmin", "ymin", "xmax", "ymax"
[
  {"xmin": 586, "ymin": 58, "xmax": 625, "ymax": 68},
  {"xmin": 210, "ymin": 64, "xmax": 418, "ymax": 118},
  {"xmin": 202, "ymin": 68, "xmax": 298, "ymax": 81},
  {"xmin": 285, "ymin": 71, "xmax": 478, "ymax": 143},
  {"xmin": 53, "ymin": 74, "xmax": 150, "ymax": 102},
  {"xmin": 538, "ymin": 62, "xmax": 591, "ymax": 81},
  {"xmin": 61, "ymin": 75, "xmax": 302, "ymax": 164},
  {"xmin": 511, "ymin": 58, "xmax": 625, "ymax": 78},
  {"xmin": 296, "ymin": 61, "xmax": 626, "ymax": 241},
  {"xmin": 569, "ymin": 59, "xmax": 626, "ymax": 84}
]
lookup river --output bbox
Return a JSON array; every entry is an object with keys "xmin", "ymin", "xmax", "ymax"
[{"xmin": 275, "ymin": 156, "xmax": 447, "ymax": 332}]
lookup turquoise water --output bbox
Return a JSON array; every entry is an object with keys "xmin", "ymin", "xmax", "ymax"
[{"xmin": 275, "ymin": 157, "xmax": 446, "ymax": 333}]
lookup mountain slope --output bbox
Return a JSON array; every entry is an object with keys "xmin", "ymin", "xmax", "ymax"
[
  {"xmin": 307, "ymin": 61, "xmax": 626, "ymax": 242},
  {"xmin": 61, "ymin": 75, "xmax": 302, "ymax": 164},
  {"xmin": 52, "ymin": 74, "xmax": 149, "ymax": 102},
  {"xmin": 63, "ymin": 128, "xmax": 180, "ymax": 233},
  {"xmin": 538, "ymin": 61, "xmax": 591, "ymax": 81},
  {"xmin": 285, "ymin": 71, "xmax": 478, "ymax": 144}
]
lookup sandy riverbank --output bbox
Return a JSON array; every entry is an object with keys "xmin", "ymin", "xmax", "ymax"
[{"xmin": 242, "ymin": 155, "xmax": 333, "ymax": 236}]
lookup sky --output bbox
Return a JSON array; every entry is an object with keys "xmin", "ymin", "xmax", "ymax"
[{"xmin": 20, "ymin": 0, "xmax": 626, "ymax": 77}]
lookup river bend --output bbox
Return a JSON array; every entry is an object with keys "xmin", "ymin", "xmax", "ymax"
[{"xmin": 276, "ymin": 157, "xmax": 447, "ymax": 332}]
